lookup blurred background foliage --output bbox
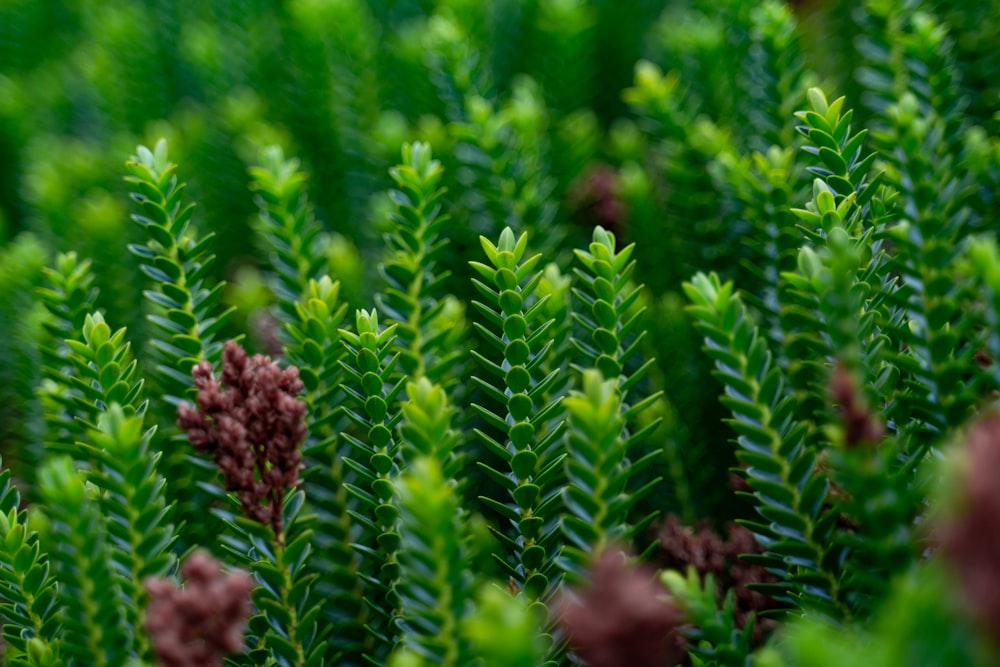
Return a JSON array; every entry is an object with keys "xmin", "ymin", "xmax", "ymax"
[{"xmin": 0, "ymin": 0, "xmax": 997, "ymax": 528}]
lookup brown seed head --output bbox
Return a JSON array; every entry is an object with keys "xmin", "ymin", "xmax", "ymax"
[
  {"xmin": 177, "ymin": 340, "xmax": 307, "ymax": 538},
  {"xmin": 654, "ymin": 515, "xmax": 780, "ymax": 649},
  {"xmin": 554, "ymin": 549, "xmax": 684, "ymax": 667},
  {"xmin": 943, "ymin": 412, "xmax": 1000, "ymax": 642},
  {"xmin": 830, "ymin": 361, "xmax": 884, "ymax": 447},
  {"xmin": 145, "ymin": 550, "xmax": 253, "ymax": 667}
]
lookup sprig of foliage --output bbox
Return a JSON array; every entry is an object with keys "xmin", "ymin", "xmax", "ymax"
[
  {"xmin": 399, "ymin": 378, "xmax": 464, "ymax": 480},
  {"xmin": 248, "ymin": 145, "xmax": 329, "ymax": 326},
  {"xmin": 282, "ymin": 275, "xmax": 362, "ymax": 663},
  {"xmin": 567, "ymin": 225, "xmax": 664, "ymax": 558},
  {"xmin": 124, "ymin": 138, "xmax": 234, "ymax": 550},
  {"xmin": 855, "ymin": 1, "xmax": 965, "ymax": 134},
  {"xmin": 824, "ymin": 425, "xmax": 919, "ymax": 615},
  {"xmin": 530, "ymin": 264, "xmax": 574, "ymax": 404},
  {"xmin": 0, "ymin": 460, "xmax": 61, "ymax": 664},
  {"xmin": 560, "ymin": 370, "xmax": 659, "ymax": 577},
  {"xmin": 393, "ymin": 457, "xmax": 475, "ymax": 667},
  {"xmin": 684, "ymin": 272, "xmax": 844, "ymax": 620},
  {"xmin": 470, "ymin": 228, "xmax": 566, "ymax": 606},
  {"xmin": 37, "ymin": 456, "xmax": 129, "ymax": 667},
  {"xmin": 379, "ymin": 142, "xmax": 465, "ymax": 386},
  {"xmin": 740, "ymin": 0, "xmax": 810, "ymax": 152},
  {"xmin": 277, "ymin": 0, "xmax": 381, "ymax": 236},
  {"xmin": 876, "ymin": 94, "xmax": 981, "ymax": 436},
  {"xmin": 423, "ymin": 15, "xmax": 561, "ymax": 260},
  {"xmin": 339, "ymin": 308, "xmax": 406, "ymax": 660},
  {"xmin": 661, "ymin": 567, "xmax": 754, "ymax": 667},
  {"xmin": 82, "ymin": 405, "xmax": 175, "ymax": 664},
  {"xmin": 718, "ymin": 146, "xmax": 806, "ymax": 366},
  {"xmin": 225, "ymin": 491, "xmax": 328, "ymax": 667},
  {"xmin": 623, "ymin": 61, "xmax": 744, "ymax": 283},
  {"xmin": 60, "ymin": 313, "xmax": 147, "ymax": 434},
  {"xmin": 783, "ymin": 88, "xmax": 895, "ymax": 436},
  {"xmin": 36, "ymin": 252, "xmax": 99, "ymax": 450},
  {"xmin": 0, "ymin": 235, "xmax": 48, "ymax": 490},
  {"xmin": 125, "ymin": 139, "xmax": 234, "ymax": 401},
  {"xmin": 571, "ymin": 226, "xmax": 655, "ymax": 390}
]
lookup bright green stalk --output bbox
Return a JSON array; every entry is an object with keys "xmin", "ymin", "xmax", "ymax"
[
  {"xmin": 283, "ymin": 276, "xmax": 362, "ymax": 664},
  {"xmin": 379, "ymin": 142, "xmax": 465, "ymax": 387},
  {"xmin": 661, "ymin": 568, "xmax": 754, "ymax": 667},
  {"xmin": 339, "ymin": 308, "xmax": 406, "ymax": 659},
  {"xmin": 38, "ymin": 456, "xmax": 129, "ymax": 667},
  {"xmin": 571, "ymin": 226, "xmax": 656, "ymax": 391},
  {"xmin": 224, "ymin": 491, "xmax": 327, "ymax": 667},
  {"xmin": 785, "ymin": 88, "xmax": 898, "ymax": 438},
  {"xmin": 124, "ymin": 139, "xmax": 234, "ymax": 397},
  {"xmin": 399, "ymin": 377, "xmax": 463, "ymax": 478},
  {"xmin": 36, "ymin": 252, "xmax": 99, "ymax": 449},
  {"xmin": 124, "ymin": 138, "xmax": 233, "ymax": 551},
  {"xmin": 460, "ymin": 585, "xmax": 543, "ymax": 667},
  {"xmin": 560, "ymin": 370, "xmax": 659, "ymax": 578},
  {"xmin": 684, "ymin": 272, "xmax": 846, "ymax": 620},
  {"xmin": 469, "ymin": 227, "xmax": 565, "ymax": 604},
  {"xmin": 60, "ymin": 313, "xmax": 147, "ymax": 431},
  {"xmin": 394, "ymin": 457, "xmax": 475, "ymax": 667},
  {"xmin": 562, "ymin": 226, "xmax": 662, "ymax": 573},
  {"xmin": 82, "ymin": 405, "xmax": 175, "ymax": 664},
  {"xmin": 39, "ymin": 309, "xmax": 169, "ymax": 660},
  {"xmin": 248, "ymin": 145, "xmax": 329, "ymax": 326},
  {"xmin": 0, "ymin": 460, "xmax": 61, "ymax": 664}
]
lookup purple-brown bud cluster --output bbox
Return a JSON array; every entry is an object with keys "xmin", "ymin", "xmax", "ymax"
[
  {"xmin": 655, "ymin": 515, "xmax": 780, "ymax": 646},
  {"xmin": 177, "ymin": 340, "xmax": 307, "ymax": 538},
  {"xmin": 830, "ymin": 362, "xmax": 884, "ymax": 447},
  {"xmin": 145, "ymin": 550, "xmax": 253, "ymax": 667},
  {"xmin": 554, "ymin": 549, "xmax": 684, "ymax": 667},
  {"xmin": 943, "ymin": 412, "xmax": 1000, "ymax": 643}
]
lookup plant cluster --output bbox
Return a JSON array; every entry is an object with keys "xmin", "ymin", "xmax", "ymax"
[{"xmin": 0, "ymin": 0, "xmax": 998, "ymax": 665}]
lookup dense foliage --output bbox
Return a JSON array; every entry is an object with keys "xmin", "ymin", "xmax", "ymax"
[{"xmin": 0, "ymin": 0, "xmax": 998, "ymax": 665}]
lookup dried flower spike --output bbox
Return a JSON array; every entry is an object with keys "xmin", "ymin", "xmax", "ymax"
[
  {"xmin": 554, "ymin": 548, "xmax": 683, "ymax": 667},
  {"xmin": 145, "ymin": 550, "xmax": 254, "ymax": 667},
  {"xmin": 177, "ymin": 340, "xmax": 307, "ymax": 539}
]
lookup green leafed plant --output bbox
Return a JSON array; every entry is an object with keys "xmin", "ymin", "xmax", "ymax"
[{"xmin": 0, "ymin": 4, "xmax": 998, "ymax": 665}]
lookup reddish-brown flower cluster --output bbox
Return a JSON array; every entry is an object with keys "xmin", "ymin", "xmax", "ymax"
[
  {"xmin": 654, "ymin": 515, "xmax": 780, "ymax": 645},
  {"xmin": 567, "ymin": 165, "xmax": 627, "ymax": 240},
  {"xmin": 177, "ymin": 340, "xmax": 307, "ymax": 538},
  {"xmin": 145, "ymin": 550, "xmax": 254, "ymax": 667},
  {"xmin": 554, "ymin": 549, "xmax": 684, "ymax": 667},
  {"xmin": 943, "ymin": 412, "xmax": 1000, "ymax": 642},
  {"xmin": 830, "ymin": 362, "xmax": 884, "ymax": 447}
]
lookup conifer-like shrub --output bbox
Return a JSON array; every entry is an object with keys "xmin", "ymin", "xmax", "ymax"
[{"xmin": 0, "ymin": 0, "xmax": 998, "ymax": 665}]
